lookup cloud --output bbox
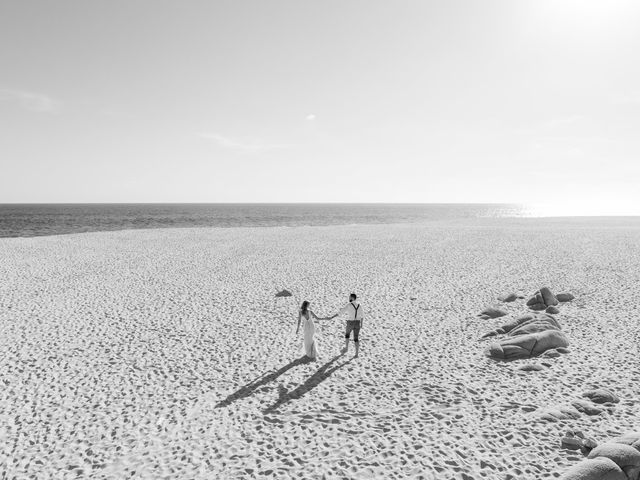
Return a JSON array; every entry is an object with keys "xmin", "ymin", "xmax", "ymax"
[
  {"xmin": 0, "ymin": 88, "xmax": 60, "ymax": 112},
  {"xmin": 197, "ymin": 132, "xmax": 292, "ymax": 153}
]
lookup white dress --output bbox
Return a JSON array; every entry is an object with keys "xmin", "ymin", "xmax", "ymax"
[{"xmin": 302, "ymin": 313, "xmax": 319, "ymax": 359}]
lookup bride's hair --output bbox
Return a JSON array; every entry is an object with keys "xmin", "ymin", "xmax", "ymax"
[{"xmin": 300, "ymin": 301, "xmax": 309, "ymax": 315}]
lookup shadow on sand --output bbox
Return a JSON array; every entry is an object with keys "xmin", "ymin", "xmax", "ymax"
[
  {"xmin": 215, "ymin": 356, "xmax": 312, "ymax": 408},
  {"xmin": 264, "ymin": 354, "xmax": 354, "ymax": 413}
]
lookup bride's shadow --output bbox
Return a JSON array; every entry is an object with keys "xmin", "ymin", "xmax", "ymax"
[
  {"xmin": 215, "ymin": 355, "xmax": 312, "ymax": 408},
  {"xmin": 264, "ymin": 354, "xmax": 353, "ymax": 413}
]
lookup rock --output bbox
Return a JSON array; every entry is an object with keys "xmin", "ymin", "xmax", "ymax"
[
  {"xmin": 542, "ymin": 348, "xmax": 562, "ymax": 358},
  {"xmin": 539, "ymin": 406, "xmax": 582, "ymax": 422},
  {"xmin": 485, "ymin": 313, "xmax": 558, "ymax": 337},
  {"xmin": 571, "ymin": 400, "xmax": 604, "ymax": 416},
  {"xmin": 582, "ymin": 389, "xmax": 620, "ymax": 404},
  {"xmin": 587, "ymin": 443, "xmax": 640, "ymax": 469},
  {"xmin": 557, "ymin": 292, "xmax": 575, "ymax": 302},
  {"xmin": 582, "ymin": 437, "xmax": 599, "ymax": 455},
  {"xmin": 519, "ymin": 363, "xmax": 544, "ymax": 371},
  {"xmin": 546, "ymin": 306, "xmax": 560, "ymax": 314},
  {"xmin": 509, "ymin": 314, "xmax": 561, "ymax": 336},
  {"xmin": 530, "ymin": 303, "xmax": 547, "ymax": 311},
  {"xmin": 624, "ymin": 466, "xmax": 640, "ymax": 480},
  {"xmin": 275, "ymin": 289, "xmax": 292, "ymax": 297},
  {"xmin": 486, "ymin": 330, "xmax": 569, "ymax": 361},
  {"xmin": 498, "ymin": 293, "xmax": 519, "ymax": 302},
  {"xmin": 540, "ymin": 286, "xmax": 559, "ymax": 306},
  {"xmin": 556, "ymin": 347, "xmax": 570, "ymax": 354},
  {"xmin": 563, "ymin": 435, "xmax": 585, "ymax": 450},
  {"xmin": 527, "ymin": 292, "xmax": 545, "ymax": 306},
  {"xmin": 478, "ymin": 306, "xmax": 508, "ymax": 319},
  {"xmin": 560, "ymin": 457, "xmax": 627, "ymax": 480}
]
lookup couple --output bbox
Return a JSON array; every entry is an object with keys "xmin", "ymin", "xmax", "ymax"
[{"xmin": 295, "ymin": 293, "xmax": 364, "ymax": 360}]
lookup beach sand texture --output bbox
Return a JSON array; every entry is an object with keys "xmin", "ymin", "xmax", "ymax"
[{"xmin": 1, "ymin": 220, "xmax": 639, "ymax": 479}]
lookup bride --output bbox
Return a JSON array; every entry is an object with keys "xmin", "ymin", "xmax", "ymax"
[{"xmin": 296, "ymin": 301, "xmax": 332, "ymax": 360}]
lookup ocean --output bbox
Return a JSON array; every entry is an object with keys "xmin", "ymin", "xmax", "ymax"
[{"xmin": 0, "ymin": 203, "xmax": 533, "ymax": 238}]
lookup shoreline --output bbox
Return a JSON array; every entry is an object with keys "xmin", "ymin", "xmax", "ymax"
[{"xmin": 2, "ymin": 214, "xmax": 640, "ymax": 240}]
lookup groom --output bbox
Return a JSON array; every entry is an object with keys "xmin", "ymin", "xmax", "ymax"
[{"xmin": 331, "ymin": 293, "xmax": 364, "ymax": 357}]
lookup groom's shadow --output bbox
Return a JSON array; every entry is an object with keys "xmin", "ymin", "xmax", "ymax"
[
  {"xmin": 215, "ymin": 355, "xmax": 311, "ymax": 408},
  {"xmin": 264, "ymin": 353, "xmax": 353, "ymax": 413}
]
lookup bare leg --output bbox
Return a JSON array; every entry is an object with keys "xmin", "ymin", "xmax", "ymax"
[
  {"xmin": 342, "ymin": 337, "xmax": 349, "ymax": 353},
  {"xmin": 354, "ymin": 342, "xmax": 359, "ymax": 357}
]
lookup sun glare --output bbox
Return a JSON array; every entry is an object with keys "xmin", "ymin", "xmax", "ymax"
[{"xmin": 525, "ymin": 201, "xmax": 640, "ymax": 217}]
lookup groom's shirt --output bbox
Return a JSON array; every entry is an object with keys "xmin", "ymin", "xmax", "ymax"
[{"xmin": 340, "ymin": 301, "xmax": 363, "ymax": 321}]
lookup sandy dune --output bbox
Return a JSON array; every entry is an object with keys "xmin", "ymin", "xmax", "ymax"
[{"xmin": 1, "ymin": 219, "xmax": 639, "ymax": 479}]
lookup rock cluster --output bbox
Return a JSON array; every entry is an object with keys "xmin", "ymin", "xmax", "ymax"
[
  {"xmin": 562, "ymin": 430, "xmax": 598, "ymax": 454},
  {"xmin": 483, "ymin": 313, "xmax": 570, "ymax": 361},
  {"xmin": 525, "ymin": 287, "xmax": 574, "ymax": 313},
  {"xmin": 539, "ymin": 388, "xmax": 619, "ymax": 422},
  {"xmin": 560, "ymin": 432, "xmax": 640, "ymax": 480},
  {"xmin": 527, "ymin": 286, "xmax": 559, "ymax": 311}
]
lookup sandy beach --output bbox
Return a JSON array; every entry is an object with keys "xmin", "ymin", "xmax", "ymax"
[{"xmin": 1, "ymin": 219, "xmax": 639, "ymax": 479}]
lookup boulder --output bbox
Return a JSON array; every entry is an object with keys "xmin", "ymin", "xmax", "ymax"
[
  {"xmin": 478, "ymin": 306, "xmax": 508, "ymax": 319},
  {"xmin": 562, "ymin": 435, "xmax": 585, "ymax": 450},
  {"xmin": 624, "ymin": 466, "xmax": 640, "ymax": 480},
  {"xmin": 582, "ymin": 437, "xmax": 599, "ymax": 454},
  {"xmin": 527, "ymin": 292, "xmax": 545, "ymax": 306},
  {"xmin": 486, "ymin": 330, "xmax": 569, "ymax": 360},
  {"xmin": 540, "ymin": 286, "xmax": 559, "ymax": 306},
  {"xmin": 560, "ymin": 457, "xmax": 626, "ymax": 480},
  {"xmin": 588, "ymin": 443, "xmax": 640, "ymax": 469},
  {"xmin": 275, "ymin": 289, "xmax": 292, "ymax": 297},
  {"xmin": 582, "ymin": 389, "xmax": 619, "ymax": 404},
  {"xmin": 546, "ymin": 306, "xmax": 560, "ymax": 314},
  {"xmin": 530, "ymin": 303, "xmax": 547, "ymax": 311},
  {"xmin": 557, "ymin": 292, "xmax": 575, "ymax": 302}
]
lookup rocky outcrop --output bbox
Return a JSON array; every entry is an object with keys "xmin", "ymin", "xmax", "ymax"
[
  {"xmin": 561, "ymin": 433, "xmax": 640, "ymax": 480},
  {"xmin": 482, "ymin": 313, "xmax": 560, "ymax": 338},
  {"xmin": 561, "ymin": 457, "xmax": 628, "ymax": 480},
  {"xmin": 486, "ymin": 329, "xmax": 569, "ymax": 360},
  {"xmin": 527, "ymin": 286, "xmax": 560, "ymax": 311}
]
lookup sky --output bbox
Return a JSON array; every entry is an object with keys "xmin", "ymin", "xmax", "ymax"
[{"xmin": 1, "ymin": 1, "xmax": 639, "ymax": 212}]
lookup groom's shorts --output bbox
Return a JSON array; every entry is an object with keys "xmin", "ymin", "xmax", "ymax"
[{"xmin": 345, "ymin": 321, "xmax": 361, "ymax": 342}]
